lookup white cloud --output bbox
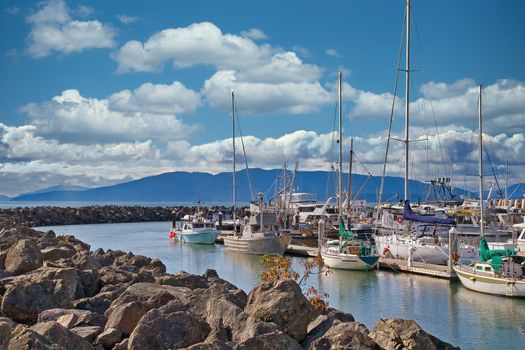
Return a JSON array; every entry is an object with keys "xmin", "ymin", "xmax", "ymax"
[
  {"xmin": 20, "ymin": 89, "xmax": 198, "ymax": 144},
  {"xmin": 108, "ymin": 81, "xmax": 201, "ymax": 115},
  {"xmin": 26, "ymin": 0, "xmax": 116, "ymax": 57},
  {"xmin": 241, "ymin": 28, "xmax": 268, "ymax": 40},
  {"xmin": 117, "ymin": 14, "xmax": 138, "ymax": 25},
  {"xmin": 202, "ymin": 70, "xmax": 332, "ymax": 115},
  {"xmin": 325, "ymin": 48, "xmax": 342, "ymax": 58},
  {"xmin": 5, "ymin": 6, "xmax": 20, "ymax": 15},
  {"xmin": 75, "ymin": 5, "xmax": 93, "ymax": 17}
]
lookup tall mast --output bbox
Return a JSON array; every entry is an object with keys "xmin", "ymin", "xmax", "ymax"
[
  {"xmin": 478, "ymin": 84, "xmax": 484, "ymax": 238},
  {"xmin": 232, "ymin": 91, "xmax": 237, "ymax": 233},
  {"xmin": 338, "ymin": 70, "xmax": 343, "ymax": 219},
  {"xmin": 404, "ymin": 0, "xmax": 411, "ymax": 201},
  {"xmin": 347, "ymin": 137, "xmax": 354, "ymax": 214}
]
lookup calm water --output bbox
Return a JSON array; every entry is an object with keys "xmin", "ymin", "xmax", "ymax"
[{"xmin": 37, "ymin": 221, "xmax": 525, "ymax": 349}]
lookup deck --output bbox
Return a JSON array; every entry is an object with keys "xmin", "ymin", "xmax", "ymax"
[{"xmin": 378, "ymin": 257, "xmax": 457, "ymax": 279}]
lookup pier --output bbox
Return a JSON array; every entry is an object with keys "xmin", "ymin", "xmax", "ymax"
[{"xmin": 378, "ymin": 257, "xmax": 457, "ymax": 279}]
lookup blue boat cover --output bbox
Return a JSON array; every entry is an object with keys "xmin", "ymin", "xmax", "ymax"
[{"xmin": 403, "ymin": 200, "xmax": 455, "ymax": 225}]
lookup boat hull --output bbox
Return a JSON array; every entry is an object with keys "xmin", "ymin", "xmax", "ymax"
[
  {"xmin": 454, "ymin": 266, "xmax": 525, "ymax": 297},
  {"xmin": 223, "ymin": 235, "xmax": 290, "ymax": 255},
  {"xmin": 178, "ymin": 230, "xmax": 219, "ymax": 244},
  {"xmin": 321, "ymin": 248, "xmax": 379, "ymax": 270}
]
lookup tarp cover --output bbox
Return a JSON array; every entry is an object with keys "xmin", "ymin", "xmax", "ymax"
[
  {"xmin": 339, "ymin": 217, "xmax": 355, "ymax": 239},
  {"xmin": 403, "ymin": 200, "xmax": 456, "ymax": 225},
  {"xmin": 479, "ymin": 236, "xmax": 515, "ymax": 263}
]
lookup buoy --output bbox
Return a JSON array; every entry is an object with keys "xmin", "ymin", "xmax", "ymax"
[{"xmin": 169, "ymin": 232, "xmax": 176, "ymax": 239}]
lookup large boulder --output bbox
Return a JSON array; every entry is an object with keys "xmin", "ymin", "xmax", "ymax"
[
  {"xmin": 104, "ymin": 302, "xmax": 145, "ymax": 336},
  {"xmin": 30, "ymin": 321, "xmax": 93, "ymax": 350},
  {"xmin": 38, "ymin": 308, "xmax": 107, "ymax": 328},
  {"xmin": 244, "ymin": 280, "xmax": 315, "ymax": 342},
  {"xmin": 302, "ymin": 309, "xmax": 356, "ymax": 348},
  {"xmin": 107, "ymin": 282, "xmax": 190, "ymax": 312},
  {"xmin": 369, "ymin": 319, "xmax": 459, "ymax": 350},
  {"xmin": 128, "ymin": 301, "xmax": 210, "ymax": 350},
  {"xmin": 233, "ymin": 331, "xmax": 303, "ymax": 350},
  {"xmin": 69, "ymin": 326, "xmax": 102, "ymax": 343},
  {"xmin": 4, "ymin": 239, "xmax": 43, "ymax": 275},
  {"xmin": 233, "ymin": 312, "xmax": 280, "ymax": 343},
  {"xmin": 157, "ymin": 271, "xmax": 209, "ymax": 289},
  {"xmin": 184, "ymin": 340, "xmax": 232, "ymax": 350},
  {"xmin": 94, "ymin": 328, "xmax": 122, "ymax": 349},
  {"xmin": 0, "ymin": 317, "xmax": 15, "ymax": 350},
  {"xmin": 306, "ymin": 321, "xmax": 379, "ymax": 350},
  {"xmin": 73, "ymin": 296, "xmax": 112, "ymax": 315},
  {"xmin": 7, "ymin": 324, "xmax": 64, "ymax": 350},
  {"xmin": 41, "ymin": 247, "xmax": 76, "ymax": 262},
  {"xmin": 1, "ymin": 278, "xmax": 72, "ymax": 322}
]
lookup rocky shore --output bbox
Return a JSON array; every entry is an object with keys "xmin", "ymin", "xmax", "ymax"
[
  {"xmin": 0, "ymin": 205, "xmax": 248, "ymax": 227},
  {"xmin": 0, "ymin": 225, "xmax": 459, "ymax": 349}
]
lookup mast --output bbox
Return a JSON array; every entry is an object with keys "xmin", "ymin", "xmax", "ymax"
[
  {"xmin": 232, "ymin": 91, "xmax": 237, "ymax": 234},
  {"xmin": 338, "ymin": 70, "xmax": 343, "ymax": 219},
  {"xmin": 478, "ymin": 84, "xmax": 484, "ymax": 238},
  {"xmin": 347, "ymin": 138, "xmax": 354, "ymax": 214},
  {"xmin": 404, "ymin": 0, "xmax": 411, "ymax": 202}
]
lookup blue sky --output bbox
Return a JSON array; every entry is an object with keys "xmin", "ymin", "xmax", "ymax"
[{"xmin": 0, "ymin": 0, "xmax": 524, "ymax": 196}]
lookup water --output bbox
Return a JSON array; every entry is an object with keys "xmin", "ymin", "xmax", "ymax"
[{"xmin": 37, "ymin": 221, "xmax": 525, "ymax": 349}]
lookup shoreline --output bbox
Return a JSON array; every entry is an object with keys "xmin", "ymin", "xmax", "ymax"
[{"xmin": 0, "ymin": 224, "xmax": 459, "ymax": 349}]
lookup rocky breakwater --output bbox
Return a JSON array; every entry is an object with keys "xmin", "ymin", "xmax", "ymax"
[
  {"xmin": 0, "ymin": 225, "xmax": 459, "ymax": 350},
  {"xmin": 0, "ymin": 205, "xmax": 247, "ymax": 227}
]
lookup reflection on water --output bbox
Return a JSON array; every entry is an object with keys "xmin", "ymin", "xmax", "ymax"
[{"xmin": 37, "ymin": 221, "xmax": 525, "ymax": 350}]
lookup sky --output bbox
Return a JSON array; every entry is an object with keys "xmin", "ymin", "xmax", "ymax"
[{"xmin": 0, "ymin": 0, "xmax": 524, "ymax": 196}]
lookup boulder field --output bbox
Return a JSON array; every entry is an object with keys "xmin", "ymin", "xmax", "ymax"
[{"xmin": 0, "ymin": 225, "xmax": 459, "ymax": 349}]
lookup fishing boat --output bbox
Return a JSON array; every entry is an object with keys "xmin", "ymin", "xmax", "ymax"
[
  {"xmin": 319, "ymin": 71, "xmax": 379, "ymax": 270},
  {"xmin": 222, "ymin": 91, "xmax": 290, "ymax": 255},
  {"xmin": 454, "ymin": 85, "xmax": 525, "ymax": 297},
  {"xmin": 176, "ymin": 220, "xmax": 219, "ymax": 244}
]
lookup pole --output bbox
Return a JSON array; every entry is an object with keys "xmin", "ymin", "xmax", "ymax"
[
  {"xmin": 347, "ymin": 138, "xmax": 354, "ymax": 215},
  {"xmin": 338, "ymin": 70, "xmax": 343, "ymax": 220},
  {"xmin": 404, "ymin": 0, "xmax": 411, "ymax": 202},
  {"xmin": 478, "ymin": 84, "xmax": 485, "ymax": 238},
  {"xmin": 232, "ymin": 91, "xmax": 237, "ymax": 235}
]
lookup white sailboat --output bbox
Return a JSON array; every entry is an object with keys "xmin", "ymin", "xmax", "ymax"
[
  {"xmin": 453, "ymin": 86, "xmax": 525, "ymax": 297},
  {"xmin": 222, "ymin": 91, "xmax": 290, "ymax": 255},
  {"xmin": 319, "ymin": 71, "xmax": 379, "ymax": 270}
]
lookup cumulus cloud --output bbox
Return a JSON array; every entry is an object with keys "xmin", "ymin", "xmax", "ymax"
[
  {"xmin": 26, "ymin": 0, "xmax": 116, "ymax": 57},
  {"xmin": 325, "ymin": 48, "xmax": 342, "ymax": 58},
  {"xmin": 108, "ymin": 81, "xmax": 201, "ymax": 115},
  {"xmin": 117, "ymin": 14, "xmax": 138, "ymax": 25},
  {"xmin": 5, "ymin": 6, "xmax": 20, "ymax": 15},
  {"xmin": 20, "ymin": 89, "xmax": 198, "ymax": 144},
  {"xmin": 241, "ymin": 28, "xmax": 268, "ymax": 40}
]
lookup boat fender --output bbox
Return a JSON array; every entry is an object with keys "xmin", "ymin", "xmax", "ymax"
[
  {"xmin": 469, "ymin": 276, "xmax": 476, "ymax": 282},
  {"xmin": 451, "ymin": 253, "xmax": 460, "ymax": 262}
]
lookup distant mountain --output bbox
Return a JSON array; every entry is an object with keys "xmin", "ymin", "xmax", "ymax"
[
  {"xmin": 11, "ymin": 168, "xmax": 477, "ymax": 203},
  {"xmin": 506, "ymin": 183, "xmax": 525, "ymax": 199},
  {"xmin": 0, "ymin": 194, "xmax": 10, "ymax": 201},
  {"xmin": 16, "ymin": 185, "xmax": 89, "ymax": 197}
]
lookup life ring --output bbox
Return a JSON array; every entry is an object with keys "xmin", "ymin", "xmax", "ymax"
[
  {"xmin": 451, "ymin": 253, "xmax": 460, "ymax": 262},
  {"xmin": 395, "ymin": 216, "xmax": 403, "ymax": 223},
  {"xmin": 383, "ymin": 247, "xmax": 390, "ymax": 255}
]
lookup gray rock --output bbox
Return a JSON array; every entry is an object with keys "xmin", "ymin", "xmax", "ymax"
[
  {"xmin": 38, "ymin": 308, "xmax": 107, "ymax": 328},
  {"xmin": 369, "ymin": 319, "xmax": 460, "ymax": 350},
  {"xmin": 128, "ymin": 301, "xmax": 210, "ymax": 350},
  {"xmin": 30, "ymin": 321, "xmax": 93, "ymax": 350},
  {"xmin": 244, "ymin": 280, "xmax": 315, "ymax": 342},
  {"xmin": 8, "ymin": 324, "xmax": 64, "ymax": 350},
  {"xmin": 302, "ymin": 309, "xmax": 356, "ymax": 348},
  {"xmin": 5, "ymin": 239, "xmax": 43, "ymax": 275},
  {"xmin": 94, "ymin": 328, "xmax": 122, "ymax": 349},
  {"xmin": 104, "ymin": 302, "xmax": 145, "ymax": 336},
  {"xmin": 0, "ymin": 317, "xmax": 15, "ymax": 350},
  {"xmin": 157, "ymin": 271, "xmax": 209, "ymax": 289},
  {"xmin": 112, "ymin": 338, "xmax": 128, "ymax": 350},
  {"xmin": 184, "ymin": 340, "xmax": 233, "ymax": 350},
  {"xmin": 1, "ymin": 278, "xmax": 72, "ymax": 322},
  {"xmin": 233, "ymin": 331, "xmax": 303, "ymax": 350},
  {"xmin": 307, "ymin": 321, "xmax": 379, "ymax": 350},
  {"xmin": 70, "ymin": 326, "xmax": 102, "ymax": 343},
  {"xmin": 233, "ymin": 312, "xmax": 280, "ymax": 343},
  {"xmin": 41, "ymin": 247, "xmax": 76, "ymax": 262}
]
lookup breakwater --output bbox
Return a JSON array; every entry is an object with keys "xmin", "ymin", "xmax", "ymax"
[
  {"xmin": 0, "ymin": 225, "xmax": 459, "ymax": 349},
  {"xmin": 0, "ymin": 205, "xmax": 249, "ymax": 227}
]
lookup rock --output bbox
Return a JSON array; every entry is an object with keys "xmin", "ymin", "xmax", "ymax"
[
  {"xmin": 104, "ymin": 302, "xmax": 145, "ymax": 336},
  {"xmin": 233, "ymin": 312, "xmax": 280, "ymax": 343},
  {"xmin": 0, "ymin": 317, "xmax": 15, "ymax": 350},
  {"xmin": 184, "ymin": 340, "xmax": 233, "ymax": 350},
  {"xmin": 369, "ymin": 319, "xmax": 460, "ymax": 350},
  {"xmin": 0, "ymin": 252, "xmax": 7, "ymax": 270},
  {"xmin": 77, "ymin": 269, "xmax": 100, "ymax": 298},
  {"xmin": 306, "ymin": 321, "xmax": 379, "ymax": 350},
  {"xmin": 30, "ymin": 321, "xmax": 93, "ymax": 350},
  {"xmin": 0, "ymin": 269, "xmax": 11, "ymax": 279},
  {"xmin": 41, "ymin": 247, "xmax": 76, "ymax": 262},
  {"xmin": 244, "ymin": 280, "xmax": 315, "ymax": 342},
  {"xmin": 74, "ymin": 297, "xmax": 112, "ymax": 315},
  {"xmin": 8, "ymin": 324, "xmax": 64, "ymax": 350},
  {"xmin": 112, "ymin": 338, "xmax": 128, "ymax": 350},
  {"xmin": 94, "ymin": 328, "xmax": 122, "ymax": 349},
  {"xmin": 98, "ymin": 267, "xmax": 136, "ymax": 287},
  {"xmin": 36, "ymin": 267, "xmax": 80, "ymax": 301},
  {"xmin": 157, "ymin": 271, "xmax": 209, "ymax": 289},
  {"xmin": 128, "ymin": 301, "xmax": 210, "ymax": 350},
  {"xmin": 56, "ymin": 236, "xmax": 90, "ymax": 253},
  {"xmin": 70, "ymin": 326, "xmax": 102, "ymax": 343},
  {"xmin": 73, "ymin": 253, "xmax": 102, "ymax": 271},
  {"xmin": 4, "ymin": 239, "xmax": 43, "ymax": 275},
  {"xmin": 1, "ymin": 278, "xmax": 72, "ymax": 322},
  {"xmin": 233, "ymin": 331, "xmax": 303, "ymax": 350},
  {"xmin": 302, "ymin": 309, "xmax": 356, "ymax": 348},
  {"xmin": 39, "ymin": 308, "xmax": 107, "ymax": 328}
]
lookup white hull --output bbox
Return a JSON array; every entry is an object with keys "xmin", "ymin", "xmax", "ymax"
[
  {"xmin": 454, "ymin": 266, "xmax": 525, "ymax": 297},
  {"xmin": 375, "ymin": 234, "xmax": 449, "ymax": 265},
  {"xmin": 320, "ymin": 247, "xmax": 378, "ymax": 270},
  {"xmin": 223, "ymin": 234, "xmax": 290, "ymax": 255},
  {"xmin": 178, "ymin": 229, "xmax": 219, "ymax": 245}
]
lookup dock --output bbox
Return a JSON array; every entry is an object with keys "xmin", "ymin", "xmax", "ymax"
[
  {"xmin": 285, "ymin": 244, "xmax": 319, "ymax": 257},
  {"xmin": 378, "ymin": 257, "xmax": 457, "ymax": 279}
]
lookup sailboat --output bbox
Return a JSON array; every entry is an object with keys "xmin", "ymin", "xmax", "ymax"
[
  {"xmin": 373, "ymin": 0, "xmax": 471, "ymax": 266},
  {"xmin": 319, "ymin": 71, "xmax": 379, "ymax": 270},
  {"xmin": 222, "ymin": 91, "xmax": 291, "ymax": 255},
  {"xmin": 453, "ymin": 86, "xmax": 525, "ymax": 297}
]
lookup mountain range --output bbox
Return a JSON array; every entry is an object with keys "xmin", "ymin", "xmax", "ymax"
[{"xmin": 8, "ymin": 168, "xmax": 505, "ymax": 203}]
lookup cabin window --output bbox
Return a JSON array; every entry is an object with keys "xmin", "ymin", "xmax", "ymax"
[
  {"xmin": 193, "ymin": 223, "xmax": 204, "ymax": 228},
  {"xmin": 476, "ymin": 266, "xmax": 483, "ymax": 271},
  {"xmin": 484, "ymin": 266, "xmax": 492, "ymax": 272}
]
